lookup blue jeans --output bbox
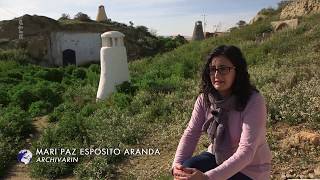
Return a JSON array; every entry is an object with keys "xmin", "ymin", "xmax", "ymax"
[{"xmin": 182, "ymin": 151, "xmax": 252, "ymax": 180}]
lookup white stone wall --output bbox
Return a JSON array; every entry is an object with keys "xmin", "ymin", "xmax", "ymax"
[{"xmin": 50, "ymin": 32, "xmax": 101, "ymax": 66}]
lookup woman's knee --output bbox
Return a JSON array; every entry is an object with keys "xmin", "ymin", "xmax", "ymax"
[{"xmin": 182, "ymin": 151, "xmax": 217, "ymax": 172}]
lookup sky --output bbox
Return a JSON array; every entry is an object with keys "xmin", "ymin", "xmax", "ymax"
[{"xmin": 0, "ymin": 0, "xmax": 282, "ymax": 36}]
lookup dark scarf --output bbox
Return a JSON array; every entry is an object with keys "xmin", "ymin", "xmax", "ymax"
[{"xmin": 201, "ymin": 92, "xmax": 237, "ymax": 165}]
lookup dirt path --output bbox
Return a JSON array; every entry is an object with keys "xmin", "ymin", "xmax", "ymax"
[
  {"xmin": 116, "ymin": 122, "xmax": 320, "ymax": 180},
  {"xmin": 3, "ymin": 116, "xmax": 76, "ymax": 180}
]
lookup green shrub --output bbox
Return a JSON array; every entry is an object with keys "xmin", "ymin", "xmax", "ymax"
[
  {"xmin": 86, "ymin": 70, "xmax": 99, "ymax": 86},
  {"xmin": 110, "ymin": 93, "xmax": 132, "ymax": 109},
  {"xmin": 146, "ymin": 77, "xmax": 180, "ymax": 93},
  {"xmin": 74, "ymin": 156, "xmax": 118, "ymax": 179},
  {"xmin": 28, "ymin": 101, "xmax": 51, "ymax": 117},
  {"xmin": 115, "ymin": 81, "xmax": 137, "ymax": 95},
  {"xmin": 127, "ymin": 90, "xmax": 153, "ymax": 115},
  {"xmin": 88, "ymin": 64, "xmax": 100, "ymax": 74},
  {"xmin": 48, "ymin": 102, "xmax": 80, "ymax": 122},
  {"xmin": 64, "ymin": 65, "xmax": 76, "ymax": 75},
  {"xmin": 0, "ymin": 49, "xmax": 30, "ymax": 64},
  {"xmin": 30, "ymin": 128, "xmax": 78, "ymax": 179},
  {"xmin": 7, "ymin": 71, "xmax": 23, "ymax": 80},
  {"xmin": 62, "ymin": 85, "xmax": 96, "ymax": 107},
  {"xmin": 80, "ymin": 103, "xmax": 97, "ymax": 117},
  {"xmin": 34, "ymin": 68, "xmax": 64, "ymax": 82},
  {"xmin": 72, "ymin": 68, "xmax": 87, "ymax": 80},
  {"xmin": 12, "ymin": 88, "xmax": 37, "ymax": 110},
  {"xmin": 0, "ymin": 106, "xmax": 32, "ymax": 138},
  {"xmin": 33, "ymin": 82, "xmax": 62, "ymax": 107},
  {"xmin": 0, "ymin": 90, "xmax": 10, "ymax": 107},
  {"xmin": 0, "ymin": 77, "xmax": 21, "ymax": 85},
  {"xmin": 0, "ymin": 136, "xmax": 16, "ymax": 176}
]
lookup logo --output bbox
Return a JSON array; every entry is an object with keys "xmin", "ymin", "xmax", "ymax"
[{"xmin": 17, "ymin": 149, "xmax": 32, "ymax": 164}]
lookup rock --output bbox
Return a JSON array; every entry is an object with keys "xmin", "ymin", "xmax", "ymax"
[
  {"xmin": 314, "ymin": 165, "xmax": 320, "ymax": 176},
  {"xmin": 288, "ymin": 169, "xmax": 294, "ymax": 174},
  {"xmin": 280, "ymin": 0, "xmax": 320, "ymax": 19},
  {"xmin": 303, "ymin": 169, "xmax": 314, "ymax": 174},
  {"xmin": 298, "ymin": 131, "xmax": 320, "ymax": 146},
  {"xmin": 309, "ymin": 173, "xmax": 315, "ymax": 178},
  {"xmin": 299, "ymin": 174, "xmax": 307, "ymax": 179},
  {"xmin": 280, "ymin": 131, "xmax": 320, "ymax": 149}
]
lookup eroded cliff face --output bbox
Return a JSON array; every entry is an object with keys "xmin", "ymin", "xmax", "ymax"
[{"xmin": 280, "ymin": 0, "xmax": 320, "ymax": 19}]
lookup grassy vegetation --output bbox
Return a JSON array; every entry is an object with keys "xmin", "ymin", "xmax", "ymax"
[{"xmin": 0, "ymin": 9, "xmax": 320, "ymax": 179}]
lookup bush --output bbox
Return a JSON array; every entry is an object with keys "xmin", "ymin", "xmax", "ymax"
[
  {"xmin": 62, "ymin": 85, "xmax": 96, "ymax": 107},
  {"xmin": 33, "ymin": 82, "xmax": 62, "ymax": 108},
  {"xmin": 64, "ymin": 65, "xmax": 76, "ymax": 75},
  {"xmin": 110, "ymin": 93, "xmax": 132, "ymax": 109},
  {"xmin": 115, "ymin": 81, "xmax": 137, "ymax": 95},
  {"xmin": 0, "ymin": 90, "xmax": 10, "ymax": 107},
  {"xmin": 34, "ymin": 68, "xmax": 64, "ymax": 83},
  {"xmin": 0, "ymin": 106, "xmax": 32, "ymax": 138},
  {"xmin": 12, "ymin": 88, "xmax": 37, "ymax": 110},
  {"xmin": 28, "ymin": 101, "xmax": 51, "ymax": 117},
  {"xmin": 72, "ymin": 68, "xmax": 87, "ymax": 80},
  {"xmin": 0, "ymin": 137, "xmax": 16, "ymax": 176},
  {"xmin": 74, "ymin": 156, "xmax": 118, "ymax": 179},
  {"xmin": 80, "ymin": 103, "xmax": 97, "ymax": 117},
  {"xmin": 88, "ymin": 64, "xmax": 100, "ymax": 74},
  {"xmin": 30, "ymin": 128, "xmax": 78, "ymax": 179},
  {"xmin": 7, "ymin": 71, "xmax": 23, "ymax": 80},
  {"xmin": 59, "ymin": 13, "xmax": 71, "ymax": 21},
  {"xmin": 74, "ymin": 12, "xmax": 92, "ymax": 22},
  {"xmin": 48, "ymin": 102, "xmax": 80, "ymax": 122},
  {"xmin": 0, "ymin": 49, "xmax": 30, "ymax": 64}
]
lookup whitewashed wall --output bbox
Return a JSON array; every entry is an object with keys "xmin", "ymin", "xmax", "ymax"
[{"xmin": 50, "ymin": 32, "xmax": 101, "ymax": 66}]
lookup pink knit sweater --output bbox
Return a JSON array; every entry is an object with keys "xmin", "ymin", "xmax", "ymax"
[{"xmin": 172, "ymin": 92, "xmax": 272, "ymax": 180}]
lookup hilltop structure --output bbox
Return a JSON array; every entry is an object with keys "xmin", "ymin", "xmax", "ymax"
[
  {"xmin": 96, "ymin": 5, "xmax": 108, "ymax": 22},
  {"xmin": 192, "ymin": 21, "xmax": 204, "ymax": 41}
]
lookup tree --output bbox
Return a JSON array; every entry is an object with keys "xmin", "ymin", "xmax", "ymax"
[
  {"xmin": 174, "ymin": 35, "xmax": 188, "ymax": 45},
  {"xmin": 136, "ymin": 25, "xmax": 148, "ymax": 33},
  {"xmin": 258, "ymin": 7, "xmax": 276, "ymax": 16},
  {"xmin": 236, "ymin": 20, "xmax": 247, "ymax": 28},
  {"xmin": 58, "ymin": 13, "xmax": 70, "ymax": 21},
  {"xmin": 74, "ymin": 12, "xmax": 92, "ymax": 22},
  {"xmin": 149, "ymin": 28, "xmax": 157, "ymax": 36}
]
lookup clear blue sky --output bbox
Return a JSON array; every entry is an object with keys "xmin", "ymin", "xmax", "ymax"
[{"xmin": 0, "ymin": 0, "xmax": 282, "ymax": 36}]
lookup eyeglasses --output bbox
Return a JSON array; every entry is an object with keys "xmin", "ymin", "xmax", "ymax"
[{"xmin": 209, "ymin": 66, "xmax": 235, "ymax": 75}]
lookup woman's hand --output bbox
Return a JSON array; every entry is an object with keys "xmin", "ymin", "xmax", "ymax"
[
  {"xmin": 173, "ymin": 165, "xmax": 209, "ymax": 180},
  {"xmin": 173, "ymin": 164, "xmax": 190, "ymax": 179}
]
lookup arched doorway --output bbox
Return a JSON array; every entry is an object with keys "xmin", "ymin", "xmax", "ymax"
[
  {"xmin": 62, "ymin": 49, "xmax": 76, "ymax": 66},
  {"xmin": 276, "ymin": 23, "xmax": 289, "ymax": 31}
]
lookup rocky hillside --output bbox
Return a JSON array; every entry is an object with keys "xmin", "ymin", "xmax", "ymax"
[
  {"xmin": 0, "ymin": 15, "xmax": 178, "ymax": 64},
  {"xmin": 280, "ymin": 0, "xmax": 320, "ymax": 19}
]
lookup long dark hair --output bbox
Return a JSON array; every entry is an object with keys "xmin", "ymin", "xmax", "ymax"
[{"xmin": 200, "ymin": 45, "xmax": 258, "ymax": 111}]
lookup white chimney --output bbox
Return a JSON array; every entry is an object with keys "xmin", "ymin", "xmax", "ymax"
[{"xmin": 96, "ymin": 31, "xmax": 130, "ymax": 100}]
